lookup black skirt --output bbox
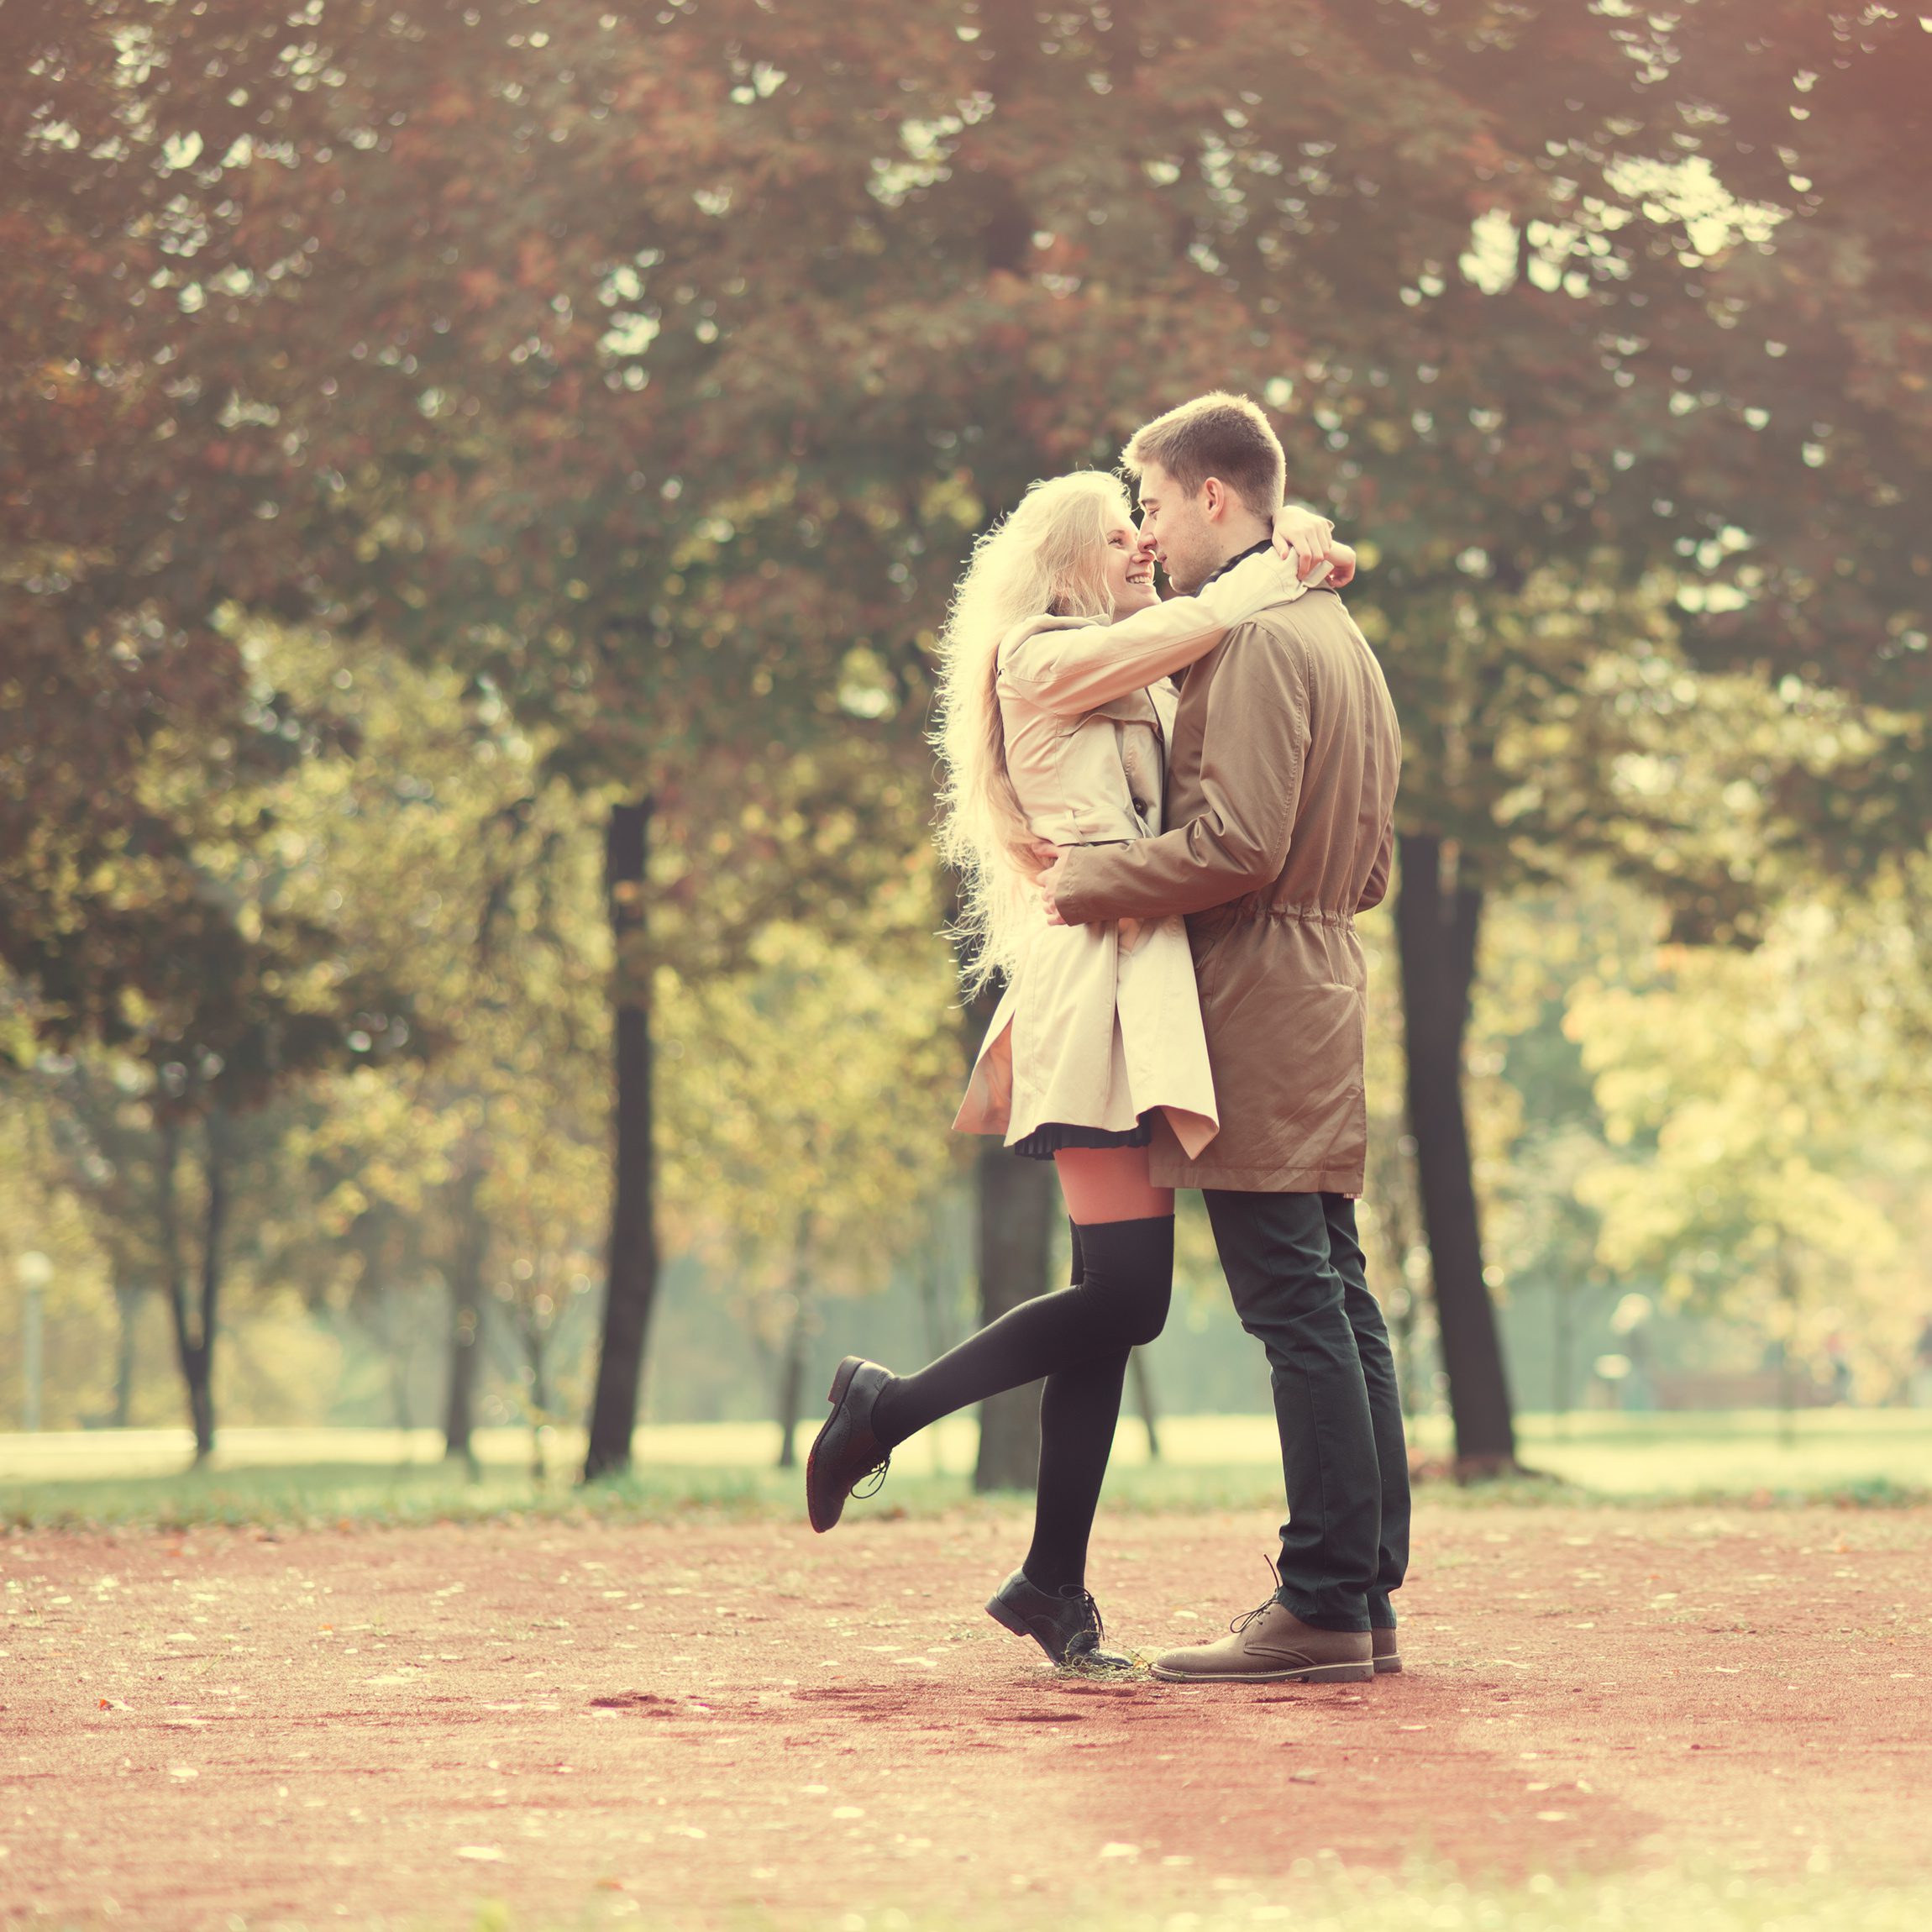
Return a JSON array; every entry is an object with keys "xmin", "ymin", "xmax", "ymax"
[{"xmin": 1011, "ymin": 1112, "xmax": 1155, "ymax": 1161}]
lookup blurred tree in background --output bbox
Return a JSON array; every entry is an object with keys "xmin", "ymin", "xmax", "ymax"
[
  {"xmin": 4, "ymin": 0, "xmax": 1929, "ymax": 1469},
  {"xmin": 1572, "ymin": 865, "xmax": 1932, "ymax": 1416},
  {"xmin": 657, "ymin": 909, "xmax": 959, "ymax": 1465}
]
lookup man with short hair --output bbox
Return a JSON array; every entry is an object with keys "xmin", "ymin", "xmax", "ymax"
[{"xmin": 1041, "ymin": 391, "xmax": 1409, "ymax": 1684}]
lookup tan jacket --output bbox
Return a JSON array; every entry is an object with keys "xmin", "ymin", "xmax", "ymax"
[
  {"xmin": 1052, "ymin": 583, "xmax": 1400, "ymax": 1194},
  {"xmin": 954, "ymin": 551, "xmax": 1315, "ymax": 1157}
]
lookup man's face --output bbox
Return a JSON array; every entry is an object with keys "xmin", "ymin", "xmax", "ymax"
[{"xmin": 1132, "ymin": 461, "xmax": 1219, "ymax": 596}]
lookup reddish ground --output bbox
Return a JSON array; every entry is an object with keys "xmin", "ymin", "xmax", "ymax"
[{"xmin": 3, "ymin": 1502, "xmax": 1929, "ymax": 1929}]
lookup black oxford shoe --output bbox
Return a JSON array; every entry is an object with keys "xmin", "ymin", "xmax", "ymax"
[
  {"xmin": 805, "ymin": 1356, "xmax": 894, "ymax": 1533},
  {"xmin": 986, "ymin": 1569, "xmax": 1133, "ymax": 1670}
]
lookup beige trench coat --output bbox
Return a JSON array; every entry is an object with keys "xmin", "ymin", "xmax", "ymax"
[
  {"xmin": 1051, "ymin": 581, "xmax": 1400, "ymax": 1195},
  {"xmin": 954, "ymin": 552, "xmax": 1315, "ymax": 1158}
]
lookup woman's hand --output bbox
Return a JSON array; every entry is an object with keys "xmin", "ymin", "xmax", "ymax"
[
  {"xmin": 1022, "ymin": 839, "xmax": 1074, "ymax": 925},
  {"xmin": 1324, "ymin": 541, "xmax": 1358, "ymax": 589},
  {"xmin": 1039, "ymin": 852, "xmax": 1071, "ymax": 927},
  {"xmin": 1270, "ymin": 503, "xmax": 1339, "ymax": 580},
  {"xmin": 1022, "ymin": 838, "xmax": 1062, "ymax": 879}
]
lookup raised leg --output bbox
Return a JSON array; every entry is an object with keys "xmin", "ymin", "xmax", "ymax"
[{"xmin": 870, "ymin": 1147, "xmax": 1172, "ymax": 1448}]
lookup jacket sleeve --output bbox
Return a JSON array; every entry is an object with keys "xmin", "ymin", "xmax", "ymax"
[
  {"xmin": 1053, "ymin": 619, "xmax": 1310, "ymax": 922},
  {"xmin": 998, "ymin": 551, "xmax": 1306, "ymax": 717}
]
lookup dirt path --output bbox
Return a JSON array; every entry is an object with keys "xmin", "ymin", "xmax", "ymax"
[{"xmin": 4, "ymin": 1502, "xmax": 1929, "ymax": 1928}]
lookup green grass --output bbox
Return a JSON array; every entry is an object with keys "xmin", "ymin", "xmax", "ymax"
[
  {"xmin": 0, "ymin": 1455, "xmax": 1085, "ymax": 1533},
  {"xmin": 1, "ymin": 1410, "xmax": 1926, "ymax": 1530},
  {"xmin": 1503, "ymin": 1408, "xmax": 1932, "ymax": 1504},
  {"xmin": 0, "ymin": 1457, "xmax": 874, "ymax": 1532},
  {"xmin": 0, "ymin": 1457, "xmax": 1313, "ymax": 1533}
]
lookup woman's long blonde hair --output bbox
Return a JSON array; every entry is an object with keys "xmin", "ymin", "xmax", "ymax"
[{"xmin": 934, "ymin": 470, "xmax": 1130, "ymax": 994}]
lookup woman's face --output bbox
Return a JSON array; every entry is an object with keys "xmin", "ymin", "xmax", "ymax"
[{"xmin": 1101, "ymin": 512, "xmax": 1158, "ymax": 619}]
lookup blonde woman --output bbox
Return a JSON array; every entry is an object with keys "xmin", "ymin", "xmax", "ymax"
[{"xmin": 806, "ymin": 470, "xmax": 1350, "ymax": 1668}]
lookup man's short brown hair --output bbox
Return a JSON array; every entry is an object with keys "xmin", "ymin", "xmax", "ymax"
[{"xmin": 1121, "ymin": 391, "xmax": 1286, "ymax": 517}]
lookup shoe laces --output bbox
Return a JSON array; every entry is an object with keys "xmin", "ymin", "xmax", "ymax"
[
  {"xmin": 1228, "ymin": 1555, "xmax": 1284, "ymax": 1635},
  {"xmin": 1060, "ymin": 1584, "xmax": 1103, "ymax": 1634},
  {"xmin": 1057, "ymin": 1586, "xmax": 1105, "ymax": 1655},
  {"xmin": 851, "ymin": 1452, "xmax": 891, "ymax": 1500}
]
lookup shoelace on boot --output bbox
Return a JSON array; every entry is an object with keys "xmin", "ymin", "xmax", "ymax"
[
  {"xmin": 851, "ymin": 1453, "xmax": 891, "ymax": 1499},
  {"xmin": 1058, "ymin": 1587, "xmax": 1106, "ymax": 1656},
  {"xmin": 1227, "ymin": 1555, "xmax": 1285, "ymax": 1635}
]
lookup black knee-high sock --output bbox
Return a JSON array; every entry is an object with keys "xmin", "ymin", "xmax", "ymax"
[
  {"xmin": 871, "ymin": 1216, "xmax": 1173, "ymax": 1452},
  {"xmin": 1023, "ymin": 1352, "xmax": 1131, "ymax": 1594},
  {"xmin": 1018, "ymin": 1221, "xmax": 1124, "ymax": 1596},
  {"xmin": 1026, "ymin": 1218, "xmax": 1173, "ymax": 1593}
]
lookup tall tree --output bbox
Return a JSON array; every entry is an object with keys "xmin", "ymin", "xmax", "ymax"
[{"xmin": 584, "ymin": 799, "xmax": 656, "ymax": 1479}]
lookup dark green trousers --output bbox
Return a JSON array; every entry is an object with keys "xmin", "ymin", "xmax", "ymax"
[{"xmin": 1202, "ymin": 1189, "xmax": 1410, "ymax": 1632}]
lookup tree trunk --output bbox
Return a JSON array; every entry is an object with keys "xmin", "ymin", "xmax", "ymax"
[
  {"xmin": 584, "ymin": 796, "xmax": 659, "ymax": 1482},
  {"xmin": 160, "ymin": 1114, "xmax": 223, "ymax": 1466},
  {"xmin": 958, "ymin": 977, "xmax": 1055, "ymax": 1495},
  {"xmin": 1394, "ymin": 833, "xmax": 1517, "ymax": 1475},
  {"xmin": 915, "ymin": 1202, "xmax": 963, "ymax": 1474},
  {"xmin": 1366, "ymin": 1126, "xmax": 1429, "ymax": 1420},
  {"xmin": 972, "ymin": 1137, "xmax": 1055, "ymax": 1492},
  {"xmin": 774, "ymin": 1215, "xmax": 813, "ymax": 1471},
  {"xmin": 191, "ymin": 1112, "xmax": 227, "ymax": 1462},
  {"xmin": 774, "ymin": 1299, "xmax": 811, "ymax": 1472},
  {"xmin": 112, "ymin": 1273, "xmax": 142, "ymax": 1429},
  {"xmin": 442, "ymin": 1166, "xmax": 487, "ymax": 1475},
  {"xmin": 916, "ymin": 1218, "xmax": 958, "ymax": 1362},
  {"xmin": 527, "ymin": 1320, "xmax": 552, "ymax": 1483},
  {"xmin": 388, "ymin": 1331, "xmax": 415, "ymax": 1436},
  {"xmin": 1777, "ymin": 1244, "xmax": 1799, "ymax": 1451}
]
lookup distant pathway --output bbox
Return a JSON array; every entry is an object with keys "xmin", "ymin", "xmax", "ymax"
[{"xmin": 3, "ymin": 1504, "xmax": 1929, "ymax": 1926}]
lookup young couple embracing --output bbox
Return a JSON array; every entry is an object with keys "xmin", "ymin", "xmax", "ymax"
[{"xmin": 808, "ymin": 392, "xmax": 1410, "ymax": 1687}]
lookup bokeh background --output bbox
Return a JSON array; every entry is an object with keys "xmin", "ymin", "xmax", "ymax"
[{"xmin": 5, "ymin": 0, "xmax": 1930, "ymax": 1500}]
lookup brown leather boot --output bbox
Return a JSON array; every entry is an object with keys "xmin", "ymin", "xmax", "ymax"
[
  {"xmin": 1372, "ymin": 1626, "xmax": 1401, "ymax": 1675},
  {"xmin": 1151, "ymin": 1598, "xmax": 1373, "ymax": 1685}
]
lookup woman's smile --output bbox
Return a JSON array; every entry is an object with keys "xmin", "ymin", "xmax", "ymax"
[{"xmin": 1104, "ymin": 515, "xmax": 1161, "ymax": 615}]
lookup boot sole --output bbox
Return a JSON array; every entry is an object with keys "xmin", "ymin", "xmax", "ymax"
[
  {"xmin": 1150, "ymin": 1659, "xmax": 1374, "ymax": 1685},
  {"xmin": 1373, "ymin": 1655, "xmax": 1403, "ymax": 1675},
  {"xmin": 804, "ymin": 1357, "xmax": 863, "ymax": 1534}
]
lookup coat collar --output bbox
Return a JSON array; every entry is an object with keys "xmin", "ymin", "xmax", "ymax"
[{"xmin": 1196, "ymin": 537, "xmax": 1276, "ymax": 591}]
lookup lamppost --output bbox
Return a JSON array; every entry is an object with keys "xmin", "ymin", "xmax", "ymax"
[{"xmin": 17, "ymin": 1251, "xmax": 52, "ymax": 1432}]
